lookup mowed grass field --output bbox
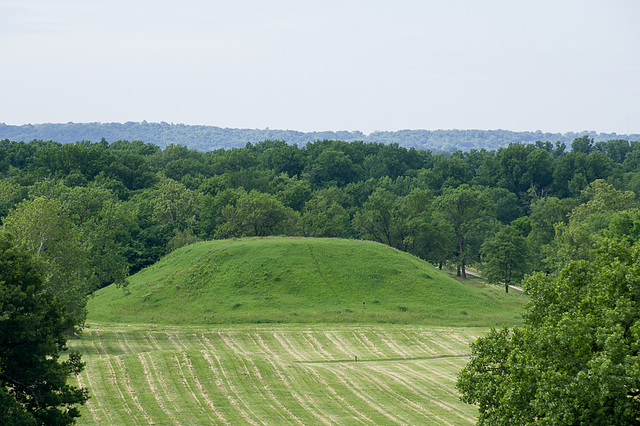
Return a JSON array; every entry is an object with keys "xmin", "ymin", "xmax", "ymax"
[
  {"xmin": 69, "ymin": 323, "xmax": 485, "ymax": 425},
  {"xmin": 73, "ymin": 237, "xmax": 527, "ymax": 424}
]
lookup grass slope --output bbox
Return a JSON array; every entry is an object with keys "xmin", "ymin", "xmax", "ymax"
[{"xmin": 89, "ymin": 237, "xmax": 526, "ymax": 326}]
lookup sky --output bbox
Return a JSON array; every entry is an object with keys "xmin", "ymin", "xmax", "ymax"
[{"xmin": 1, "ymin": 0, "xmax": 639, "ymax": 135}]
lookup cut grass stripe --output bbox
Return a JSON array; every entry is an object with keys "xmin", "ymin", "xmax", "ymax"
[
  {"xmin": 342, "ymin": 362, "xmax": 457, "ymax": 425},
  {"xmin": 115, "ymin": 355, "xmax": 154, "ymax": 424},
  {"xmin": 364, "ymin": 362, "xmax": 476, "ymax": 424},
  {"xmin": 316, "ymin": 364, "xmax": 409, "ymax": 425},
  {"xmin": 138, "ymin": 353, "xmax": 179, "ymax": 424},
  {"xmin": 73, "ymin": 368, "xmax": 101, "ymax": 424}
]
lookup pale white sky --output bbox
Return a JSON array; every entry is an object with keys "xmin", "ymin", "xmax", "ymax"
[{"xmin": 1, "ymin": 0, "xmax": 639, "ymax": 134}]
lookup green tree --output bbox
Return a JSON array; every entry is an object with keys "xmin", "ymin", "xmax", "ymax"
[
  {"xmin": 215, "ymin": 190, "xmax": 300, "ymax": 238},
  {"xmin": 301, "ymin": 188, "xmax": 352, "ymax": 238},
  {"xmin": 436, "ymin": 185, "xmax": 494, "ymax": 278},
  {"xmin": 83, "ymin": 198, "xmax": 134, "ymax": 289},
  {"xmin": 124, "ymin": 189, "xmax": 175, "ymax": 273},
  {"xmin": 605, "ymin": 209, "xmax": 640, "ymax": 243},
  {"xmin": 2, "ymin": 196, "xmax": 91, "ymax": 327},
  {"xmin": 487, "ymin": 143, "xmax": 554, "ymax": 197},
  {"xmin": 151, "ymin": 144, "xmax": 208, "ymax": 182},
  {"xmin": 526, "ymin": 195, "xmax": 579, "ymax": 272},
  {"xmin": 549, "ymin": 180, "xmax": 637, "ymax": 269},
  {"xmin": 419, "ymin": 155, "xmax": 472, "ymax": 192},
  {"xmin": 270, "ymin": 173, "xmax": 312, "ymax": 211},
  {"xmin": 198, "ymin": 188, "xmax": 244, "ymax": 239},
  {"xmin": 484, "ymin": 187, "xmax": 523, "ymax": 224},
  {"xmin": 59, "ymin": 185, "xmax": 134, "ymax": 289},
  {"xmin": 353, "ymin": 188, "xmax": 398, "ymax": 246},
  {"xmin": 0, "ymin": 178, "xmax": 22, "ymax": 220},
  {"xmin": 571, "ymin": 135, "xmax": 594, "ymax": 154},
  {"xmin": 166, "ymin": 228, "xmax": 202, "ymax": 252},
  {"xmin": 306, "ymin": 149, "xmax": 361, "ymax": 188},
  {"xmin": 257, "ymin": 141, "xmax": 304, "ymax": 177},
  {"xmin": 595, "ymin": 139, "xmax": 636, "ymax": 163},
  {"xmin": 398, "ymin": 188, "xmax": 451, "ymax": 265},
  {"xmin": 552, "ymin": 151, "xmax": 616, "ymax": 197},
  {"xmin": 152, "ymin": 177, "xmax": 200, "ymax": 229},
  {"xmin": 0, "ymin": 232, "xmax": 88, "ymax": 425},
  {"xmin": 481, "ymin": 226, "xmax": 528, "ymax": 293},
  {"xmin": 2, "ymin": 180, "xmax": 135, "ymax": 323},
  {"xmin": 457, "ymin": 237, "xmax": 640, "ymax": 424}
]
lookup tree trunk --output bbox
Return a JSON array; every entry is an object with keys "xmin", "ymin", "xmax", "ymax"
[{"xmin": 458, "ymin": 233, "xmax": 466, "ymax": 279}]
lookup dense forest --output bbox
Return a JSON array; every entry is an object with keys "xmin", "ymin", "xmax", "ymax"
[
  {"xmin": 1, "ymin": 122, "xmax": 638, "ymax": 152},
  {"xmin": 2, "ymin": 135, "xmax": 640, "ymax": 322}
]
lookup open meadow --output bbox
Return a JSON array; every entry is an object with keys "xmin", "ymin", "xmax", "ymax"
[{"xmin": 69, "ymin": 323, "xmax": 486, "ymax": 425}]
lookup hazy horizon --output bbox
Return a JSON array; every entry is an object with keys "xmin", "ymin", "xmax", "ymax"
[
  {"xmin": 2, "ymin": 1, "xmax": 639, "ymax": 135},
  {"xmin": 3, "ymin": 121, "xmax": 640, "ymax": 139}
]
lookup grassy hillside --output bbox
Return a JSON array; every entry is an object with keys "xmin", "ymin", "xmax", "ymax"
[{"xmin": 88, "ymin": 237, "xmax": 526, "ymax": 326}]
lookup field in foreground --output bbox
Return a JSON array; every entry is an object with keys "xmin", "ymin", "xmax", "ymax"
[{"xmin": 69, "ymin": 323, "xmax": 485, "ymax": 425}]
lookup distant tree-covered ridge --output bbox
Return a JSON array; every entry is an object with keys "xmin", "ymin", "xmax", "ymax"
[{"xmin": 1, "ymin": 122, "xmax": 638, "ymax": 152}]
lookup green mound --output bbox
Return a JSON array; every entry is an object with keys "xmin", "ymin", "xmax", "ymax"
[{"xmin": 88, "ymin": 237, "xmax": 526, "ymax": 326}]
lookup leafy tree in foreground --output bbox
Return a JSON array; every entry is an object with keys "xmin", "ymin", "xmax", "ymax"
[
  {"xmin": 2, "ymin": 196, "xmax": 91, "ymax": 327},
  {"xmin": 457, "ymin": 238, "xmax": 640, "ymax": 424},
  {"xmin": 0, "ymin": 232, "xmax": 88, "ymax": 425}
]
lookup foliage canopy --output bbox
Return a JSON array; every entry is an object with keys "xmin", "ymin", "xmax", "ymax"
[
  {"xmin": 457, "ymin": 238, "xmax": 640, "ymax": 424},
  {"xmin": 0, "ymin": 232, "xmax": 88, "ymax": 425}
]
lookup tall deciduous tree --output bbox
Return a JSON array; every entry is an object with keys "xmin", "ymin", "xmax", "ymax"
[
  {"xmin": 457, "ymin": 237, "xmax": 640, "ymax": 424},
  {"xmin": 436, "ymin": 185, "xmax": 494, "ymax": 278},
  {"xmin": 0, "ymin": 232, "xmax": 88, "ymax": 425},
  {"xmin": 481, "ymin": 225, "xmax": 528, "ymax": 293},
  {"xmin": 399, "ymin": 188, "xmax": 451, "ymax": 265},
  {"xmin": 271, "ymin": 173, "xmax": 312, "ymax": 212},
  {"xmin": 3, "ymin": 180, "xmax": 135, "ymax": 325},
  {"xmin": 60, "ymin": 185, "xmax": 133, "ymax": 289},
  {"xmin": 307, "ymin": 149, "xmax": 361, "ymax": 188},
  {"xmin": 353, "ymin": 188, "xmax": 397, "ymax": 246},
  {"xmin": 2, "ymin": 196, "xmax": 90, "ymax": 327}
]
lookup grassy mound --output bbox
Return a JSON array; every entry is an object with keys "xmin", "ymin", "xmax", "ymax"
[{"xmin": 88, "ymin": 237, "xmax": 526, "ymax": 326}]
